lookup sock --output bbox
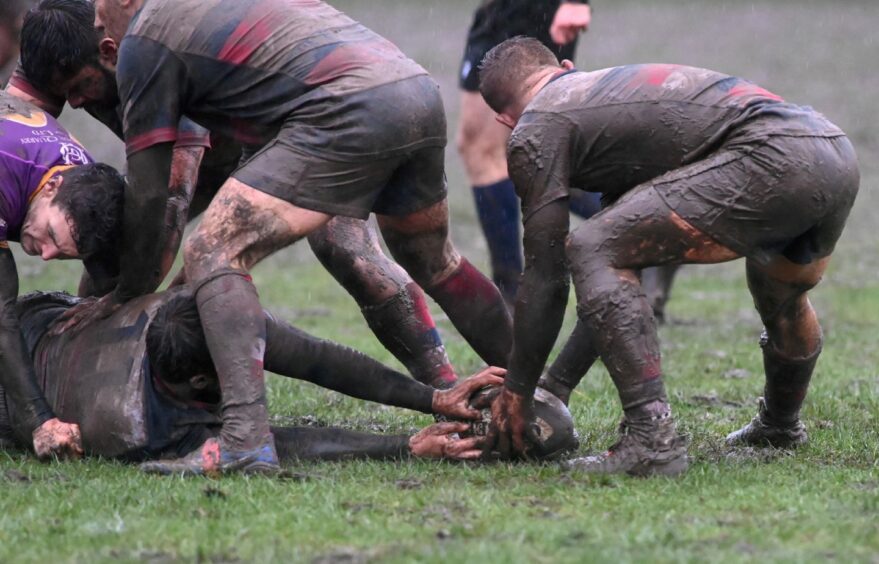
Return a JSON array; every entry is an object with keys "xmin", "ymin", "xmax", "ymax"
[
  {"xmin": 761, "ymin": 334, "xmax": 821, "ymax": 425},
  {"xmin": 361, "ymin": 283, "xmax": 457, "ymax": 388},
  {"xmin": 427, "ymin": 258, "xmax": 513, "ymax": 367},
  {"xmin": 472, "ymin": 179, "xmax": 522, "ymax": 301},
  {"xmin": 194, "ymin": 270, "xmax": 273, "ymax": 451}
]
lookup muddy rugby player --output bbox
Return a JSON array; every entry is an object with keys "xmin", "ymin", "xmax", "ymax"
[
  {"xmin": 81, "ymin": 0, "xmax": 514, "ymax": 474},
  {"xmin": 0, "ymin": 90, "xmax": 125, "ymax": 460},
  {"xmin": 0, "ymin": 290, "xmax": 509, "ymax": 470},
  {"xmin": 11, "ymin": 0, "xmax": 465, "ymax": 390},
  {"xmin": 479, "ymin": 38, "xmax": 859, "ymax": 475},
  {"xmin": 0, "ymin": 290, "xmax": 576, "ymax": 473}
]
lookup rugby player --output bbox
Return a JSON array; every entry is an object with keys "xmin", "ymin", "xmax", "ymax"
[
  {"xmin": 89, "ymin": 0, "xmax": 514, "ymax": 473},
  {"xmin": 479, "ymin": 38, "xmax": 859, "ymax": 475}
]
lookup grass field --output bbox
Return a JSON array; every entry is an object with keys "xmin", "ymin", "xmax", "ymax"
[{"xmin": 2, "ymin": 0, "xmax": 878, "ymax": 562}]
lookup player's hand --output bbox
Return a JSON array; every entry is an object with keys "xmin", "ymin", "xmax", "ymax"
[
  {"xmin": 432, "ymin": 366, "xmax": 506, "ymax": 420},
  {"xmin": 32, "ymin": 418, "xmax": 83, "ymax": 460},
  {"xmin": 483, "ymin": 386, "xmax": 538, "ymax": 460},
  {"xmin": 409, "ymin": 421, "xmax": 485, "ymax": 460},
  {"xmin": 48, "ymin": 291, "xmax": 124, "ymax": 335},
  {"xmin": 550, "ymin": 2, "xmax": 592, "ymax": 45}
]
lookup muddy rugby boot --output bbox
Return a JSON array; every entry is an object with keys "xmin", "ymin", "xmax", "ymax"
[
  {"xmin": 726, "ymin": 398, "xmax": 808, "ymax": 448},
  {"xmin": 564, "ymin": 412, "xmax": 688, "ymax": 477},
  {"xmin": 140, "ymin": 437, "xmax": 280, "ymax": 477}
]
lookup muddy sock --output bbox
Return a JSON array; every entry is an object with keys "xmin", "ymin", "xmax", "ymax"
[
  {"xmin": 194, "ymin": 270, "xmax": 272, "ymax": 451},
  {"xmin": 426, "ymin": 258, "xmax": 513, "ymax": 367},
  {"xmin": 568, "ymin": 191, "xmax": 602, "ymax": 219},
  {"xmin": 472, "ymin": 179, "xmax": 522, "ymax": 301},
  {"xmin": 761, "ymin": 334, "xmax": 821, "ymax": 426},
  {"xmin": 540, "ymin": 319, "xmax": 599, "ymax": 403},
  {"xmin": 361, "ymin": 283, "xmax": 457, "ymax": 388}
]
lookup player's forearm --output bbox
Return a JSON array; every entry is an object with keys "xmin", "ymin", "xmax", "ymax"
[
  {"xmin": 272, "ymin": 426, "xmax": 411, "ymax": 461},
  {"xmin": 0, "ymin": 299, "xmax": 53, "ymax": 432},
  {"xmin": 158, "ymin": 146, "xmax": 204, "ymax": 279},
  {"xmin": 504, "ymin": 202, "xmax": 571, "ymax": 397},
  {"xmin": 263, "ymin": 311, "xmax": 435, "ymax": 413},
  {"xmin": 116, "ymin": 144, "xmax": 175, "ymax": 300}
]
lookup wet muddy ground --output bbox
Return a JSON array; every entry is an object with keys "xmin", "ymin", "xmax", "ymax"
[{"xmin": 4, "ymin": 0, "xmax": 878, "ymax": 561}]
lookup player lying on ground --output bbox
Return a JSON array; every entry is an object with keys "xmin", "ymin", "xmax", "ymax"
[
  {"xmin": 478, "ymin": 38, "xmax": 859, "ymax": 476},
  {"xmin": 0, "ymin": 90, "xmax": 124, "ymax": 460},
  {"xmin": 0, "ymin": 290, "xmax": 574, "ymax": 473},
  {"xmin": 12, "ymin": 0, "xmax": 460, "ymax": 389}
]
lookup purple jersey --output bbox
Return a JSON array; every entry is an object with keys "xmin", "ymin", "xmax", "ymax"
[{"xmin": 0, "ymin": 94, "xmax": 92, "ymax": 246}]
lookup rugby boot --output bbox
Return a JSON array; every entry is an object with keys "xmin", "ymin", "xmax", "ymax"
[
  {"xmin": 725, "ymin": 398, "xmax": 808, "ymax": 448},
  {"xmin": 563, "ymin": 412, "xmax": 688, "ymax": 477},
  {"xmin": 139, "ymin": 437, "xmax": 279, "ymax": 477}
]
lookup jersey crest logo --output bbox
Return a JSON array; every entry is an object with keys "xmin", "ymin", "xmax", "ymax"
[{"xmin": 59, "ymin": 142, "xmax": 90, "ymax": 166}]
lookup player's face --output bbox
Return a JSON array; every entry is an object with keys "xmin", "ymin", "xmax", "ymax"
[
  {"xmin": 54, "ymin": 64, "xmax": 118, "ymax": 110},
  {"xmin": 20, "ymin": 179, "xmax": 80, "ymax": 261}
]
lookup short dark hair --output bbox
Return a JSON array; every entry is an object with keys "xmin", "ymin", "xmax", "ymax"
[
  {"xmin": 479, "ymin": 36, "xmax": 560, "ymax": 113},
  {"xmin": 20, "ymin": 0, "xmax": 99, "ymax": 91},
  {"xmin": 53, "ymin": 163, "xmax": 125, "ymax": 258},
  {"xmin": 146, "ymin": 294, "xmax": 215, "ymax": 385}
]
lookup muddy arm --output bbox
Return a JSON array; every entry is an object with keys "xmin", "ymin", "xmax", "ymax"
[{"xmin": 0, "ymin": 249, "xmax": 53, "ymax": 431}]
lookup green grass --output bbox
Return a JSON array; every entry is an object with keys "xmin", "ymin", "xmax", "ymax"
[{"xmin": 3, "ymin": 0, "xmax": 879, "ymax": 561}]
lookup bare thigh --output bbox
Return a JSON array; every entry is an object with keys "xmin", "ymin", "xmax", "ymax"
[{"xmin": 184, "ymin": 177, "xmax": 332, "ymax": 281}]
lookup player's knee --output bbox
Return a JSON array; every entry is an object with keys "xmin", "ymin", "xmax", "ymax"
[
  {"xmin": 183, "ymin": 232, "xmax": 222, "ymax": 281},
  {"xmin": 565, "ymin": 226, "xmax": 605, "ymax": 270}
]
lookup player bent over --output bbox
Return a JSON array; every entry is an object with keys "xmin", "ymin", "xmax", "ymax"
[{"xmin": 479, "ymin": 38, "xmax": 859, "ymax": 475}]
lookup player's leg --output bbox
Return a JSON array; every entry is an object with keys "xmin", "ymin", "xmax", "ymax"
[
  {"xmin": 306, "ymin": 217, "xmax": 457, "ymax": 388},
  {"xmin": 271, "ymin": 426, "xmax": 411, "ymax": 462},
  {"xmin": 173, "ymin": 177, "xmax": 332, "ymax": 475},
  {"xmin": 641, "ymin": 264, "xmax": 682, "ymax": 324},
  {"xmin": 564, "ymin": 183, "xmax": 739, "ymax": 476},
  {"xmin": 726, "ymin": 256, "xmax": 827, "ymax": 447},
  {"xmin": 378, "ymin": 198, "xmax": 513, "ymax": 368},
  {"xmin": 457, "ymin": 91, "xmax": 521, "ymax": 303}
]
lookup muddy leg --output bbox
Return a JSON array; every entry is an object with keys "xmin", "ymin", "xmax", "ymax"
[
  {"xmin": 726, "ymin": 256, "xmax": 827, "ymax": 447},
  {"xmin": 538, "ymin": 319, "xmax": 599, "ymax": 405},
  {"xmin": 144, "ymin": 178, "xmax": 332, "ymax": 475},
  {"xmin": 307, "ymin": 217, "xmax": 456, "ymax": 387},
  {"xmin": 378, "ymin": 200, "xmax": 513, "ymax": 368},
  {"xmin": 565, "ymin": 184, "xmax": 739, "ymax": 476}
]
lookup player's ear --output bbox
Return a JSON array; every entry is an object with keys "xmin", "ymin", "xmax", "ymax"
[
  {"xmin": 98, "ymin": 37, "xmax": 119, "ymax": 67},
  {"xmin": 43, "ymin": 174, "xmax": 64, "ymax": 198},
  {"xmin": 560, "ymin": 59, "xmax": 575, "ymax": 71},
  {"xmin": 190, "ymin": 374, "xmax": 210, "ymax": 390},
  {"xmin": 495, "ymin": 111, "xmax": 517, "ymax": 130}
]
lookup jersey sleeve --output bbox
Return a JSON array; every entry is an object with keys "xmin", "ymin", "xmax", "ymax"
[
  {"xmin": 507, "ymin": 114, "xmax": 574, "ymax": 224},
  {"xmin": 174, "ymin": 117, "xmax": 211, "ymax": 150},
  {"xmin": 117, "ymin": 36, "xmax": 188, "ymax": 156}
]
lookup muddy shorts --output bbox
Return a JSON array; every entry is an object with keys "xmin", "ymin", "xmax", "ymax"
[
  {"xmin": 460, "ymin": 0, "xmax": 577, "ymax": 91},
  {"xmin": 232, "ymin": 75, "xmax": 448, "ymax": 219},
  {"xmin": 655, "ymin": 132, "xmax": 860, "ymax": 265}
]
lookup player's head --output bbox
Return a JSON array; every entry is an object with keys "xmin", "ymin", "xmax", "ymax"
[
  {"xmin": 466, "ymin": 386, "xmax": 579, "ymax": 460},
  {"xmin": 21, "ymin": 163, "xmax": 125, "ymax": 261},
  {"xmin": 20, "ymin": 0, "xmax": 119, "ymax": 109},
  {"xmin": 479, "ymin": 36, "xmax": 569, "ymax": 128},
  {"xmin": 146, "ymin": 293, "xmax": 220, "ymax": 404},
  {"xmin": 93, "ymin": 0, "xmax": 142, "ymax": 47}
]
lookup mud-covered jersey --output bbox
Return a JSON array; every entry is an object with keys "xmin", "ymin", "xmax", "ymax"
[
  {"xmin": 0, "ymin": 92, "xmax": 92, "ymax": 247},
  {"xmin": 508, "ymin": 64, "xmax": 843, "ymax": 222},
  {"xmin": 117, "ymin": 0, "xmax": 428, "ymax": 156}
]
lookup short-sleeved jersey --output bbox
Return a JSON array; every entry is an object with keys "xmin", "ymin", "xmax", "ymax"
[
  {"xmin": 508, "ymin": 64, "xmax": 843, "ymax": 222},
  {"xmin": 0, "ymin": 92, "xmax": 92, "ymax": 247},
  {"xmin": 118, "ymin": 0, "xmax": 428, "ymax": 156}
]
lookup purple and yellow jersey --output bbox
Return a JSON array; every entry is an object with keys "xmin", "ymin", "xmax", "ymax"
[
  {"xmin": 0, "ymin": 92, "xmax": 92, "ymax": 247},
  {"xmin": 508, "ymin": 64, "xmax": 843, "ymax": 221},
  {"xmin": 118, "ymin": 0, "xmax": 428, "ymax": 155}
]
